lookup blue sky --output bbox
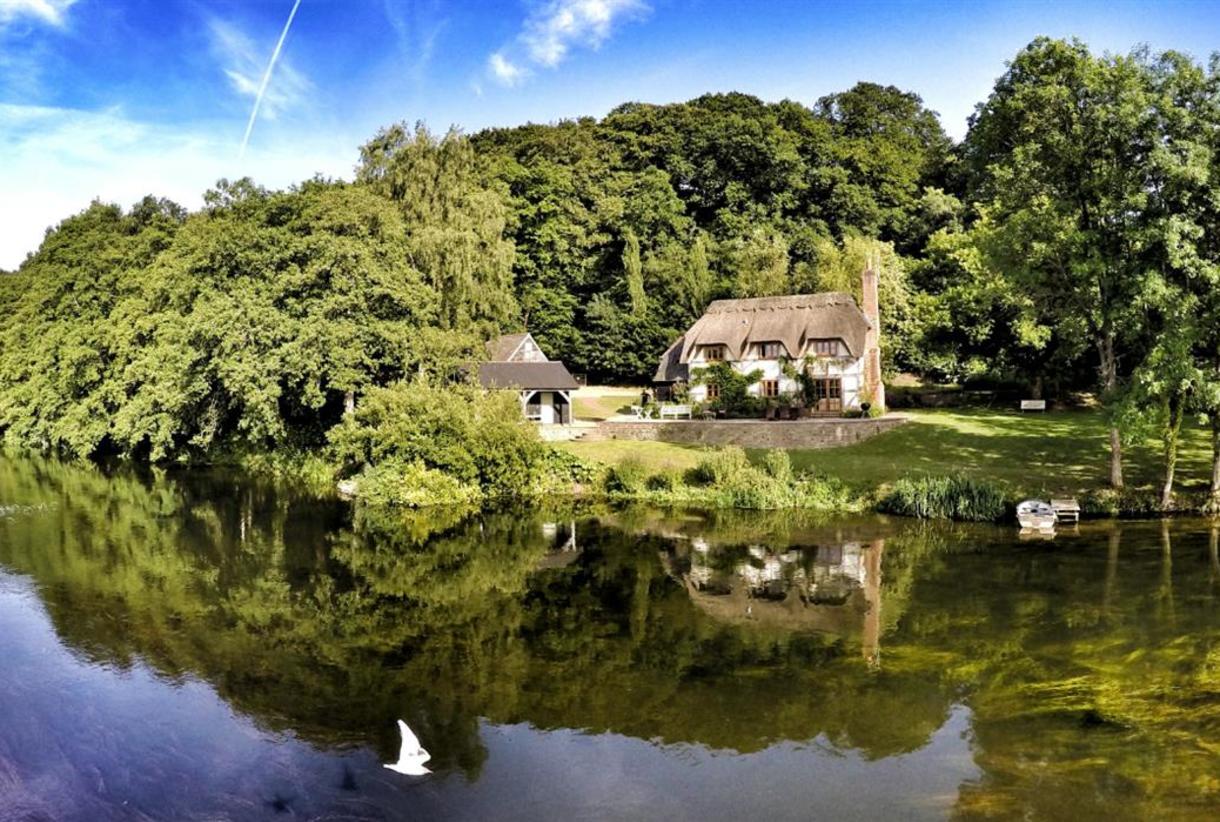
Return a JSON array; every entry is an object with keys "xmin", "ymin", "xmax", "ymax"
[{"xmin": 2, "ymin": 0, "xmax": 1220, "ymax": 268}]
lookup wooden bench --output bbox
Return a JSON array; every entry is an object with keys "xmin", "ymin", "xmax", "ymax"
[
  {"xmin": 659, "ymin": 404, "xmax": 692, "ymax": 419},
  {"xmin": 1020, "ymin": 399, "xmax": 1047, "ymax": 412},
  {"xmin": 1051, "ymin": 498, "xmax": 1081, "ymax": 523}
]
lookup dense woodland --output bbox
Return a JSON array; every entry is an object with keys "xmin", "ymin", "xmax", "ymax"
[{"xmin": 3, "ymin": 37, "xmax": 1220, "ymax": 502}]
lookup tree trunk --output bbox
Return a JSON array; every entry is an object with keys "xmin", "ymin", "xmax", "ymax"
[
  {"xmin": 1031, "ymin": 375, "xmax": 1043, "ymax": 400},
  {"xmin": 1211, "ymin": 355, "xmax": 1220, "ymax": 512},
  {"xmin": 344, "ymin": 390, "xmax": 355, "ymax": 417},
  {"xmin": 1161, "ymin": 390, "xmax": 1185, "ymax": 511},
  {"xmin": 1210, "ymin": 416, "xmax": 1220, "ymax": 511},
  {"xmin": 1099, "ymin": 332, "xmax": 1124, "ymax": 489},
  {"xmin": 1108, "ymin": 426, "xmax": 1124, "ymax": 488}
]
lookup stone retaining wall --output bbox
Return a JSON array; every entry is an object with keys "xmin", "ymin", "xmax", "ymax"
[{"xmin": 585, "ymin": 415, "xmax": 907, "ymax": 449}]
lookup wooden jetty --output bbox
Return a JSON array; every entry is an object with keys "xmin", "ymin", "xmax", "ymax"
[{"xmin": 1051, "ymin": 498, "xmax": 1081, "ymax": 524}]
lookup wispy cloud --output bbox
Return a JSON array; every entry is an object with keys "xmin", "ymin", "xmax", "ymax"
[
  {"xmin": 383, "ymin": 0, "xmax": 447, "ymax": 89},
  {"xmin": 523, "ymin": 0, "xmax": 645, "ymax": 67},
  {"xmin": 488, "ymin": 51, "xmax": 527, "ymax": 86},
  {"xmin": 0, "ymin": 0, "xmax": 76, "ymax": 28},
  {"xmin": 208, "ymin": 16, "xmax": 310, "ymax": 123},
  {"xmin": 487, "ymin": 0, "xmax": 648, "ymax": 87}
]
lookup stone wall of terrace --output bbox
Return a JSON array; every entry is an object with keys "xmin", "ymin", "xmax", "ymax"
[{"xmin": 584, "ymin": 415, "xmax": 907, "ymax": 449}]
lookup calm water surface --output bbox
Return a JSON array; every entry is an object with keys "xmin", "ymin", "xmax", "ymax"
[{"xmin": 1, "ymin": 455, "xmax": 1219, "ymax": 820}]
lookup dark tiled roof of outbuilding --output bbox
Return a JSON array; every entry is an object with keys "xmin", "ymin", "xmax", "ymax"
[
  {"xmin": 477, "ymin": 361, "xmax": 579, "ymax": 390},
  {"xmin": 486, "ymin": 332, "xmax": 531, "ymax": 362}
]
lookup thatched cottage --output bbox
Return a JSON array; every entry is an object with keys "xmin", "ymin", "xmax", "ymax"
[
  {"xmin": 654, "ymin": 268, "xmax": 884, "ymax": 413},
  {"xmin": 478, "ymin": 332, "xmax": 579, "ymax": 424}
]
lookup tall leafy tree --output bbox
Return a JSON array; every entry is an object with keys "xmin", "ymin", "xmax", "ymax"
[
  {"xmin": 965, "ymin": 38, "xmax": 1162, "ymax": 488},
  {"xmin": 358, "ymin": 124, "xmax": 517, "ymax": 332},
  {"xmin": 1137, "ymin": 50, "xmax": 1220, "ymax": 506},
  {"xmin": 813, "ymin": 82, "xmax": 954, "ymax": 250},
  {"xmin": 0, "ymin": 197, "xmax": 184, "ymax": 455}
]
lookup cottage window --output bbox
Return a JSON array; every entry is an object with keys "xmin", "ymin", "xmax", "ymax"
[
  {"xmin": 760, "ymin": 379, "xmax": 779, "ymax": 398},
  {"xmin": 756, "ymin": 341, "xmax": 784, "ymax": 359},
  {"xmin": 706, "ymin": 383, "xmax": 721, "ymax": 399},
  {"xmin": 703, "ymin": 345, "xmax": 725, "ymax": 361},
  {"xmin": 810, "ymin": 339, "xmax": 839, "ymax": 357}
]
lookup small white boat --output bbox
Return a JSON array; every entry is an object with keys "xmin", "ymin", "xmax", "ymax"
[{"xmin": 1017, "ymin": 500, "xmax": 1057, "ymax": 531}]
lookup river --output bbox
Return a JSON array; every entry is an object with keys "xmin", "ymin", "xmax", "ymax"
[{"xmin": 0, "ymin": 454, "xmax": 1218, "ymax": 820}]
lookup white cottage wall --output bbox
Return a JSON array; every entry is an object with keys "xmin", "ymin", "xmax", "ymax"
[{"xmin": 687, "ymin": 356, "xmax": 867, "ymax": 412}]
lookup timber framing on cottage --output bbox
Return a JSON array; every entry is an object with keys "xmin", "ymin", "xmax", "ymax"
[{"xmin": 654, "ymin": 267, "xmax": 885, "ymax": 414}]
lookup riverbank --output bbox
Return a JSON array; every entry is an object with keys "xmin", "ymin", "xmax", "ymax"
[
  {"xmin": 13, "ymin": 406, "xmax": 1213, "ymax": 521},
  {"xmin": 558, "ymin": 409, "xmax": 1220, "ymax": 517}
]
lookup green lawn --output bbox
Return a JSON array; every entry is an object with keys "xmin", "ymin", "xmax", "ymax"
[
  {"xmin": 558, "ymin": 438, "xmax": 713, "ymax": 474},
  {"xmin": 572, "ymin": 394, "xmax": 631, "ymax": 421},
  {"xmin": 559, "ymin": 409, "xmax": 1212, "ymax": 497},
  {"xmin": 572, "ymin": 387, "xmax": 640, "ymax": 421}
]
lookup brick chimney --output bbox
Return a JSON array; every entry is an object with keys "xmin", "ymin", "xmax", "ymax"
[{"xmin": 861, "ymin": 263, "xmax": 885, "ymax": 411}]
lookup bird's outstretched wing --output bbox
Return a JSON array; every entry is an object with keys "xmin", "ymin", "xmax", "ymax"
[{"xmin": 397, "ymin": 719, "xmax": 422, "ymax": 757}]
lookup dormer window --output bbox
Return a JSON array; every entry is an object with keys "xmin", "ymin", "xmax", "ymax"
[
  {"xmin": 810, "ymin": 339, "xmax": 840, "ymax": 357},
  {"xmin": 702, "ymin": 345, "xmax": 726, "ymax": 362},
  {"xmin": 755, "ymin": 341, "xmax": 784, "ymax": 359}
]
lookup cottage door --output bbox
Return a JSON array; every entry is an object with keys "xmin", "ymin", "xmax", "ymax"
[{"xmin": 813, "ymin": 378, "xmax": 842, "ymax": 413}]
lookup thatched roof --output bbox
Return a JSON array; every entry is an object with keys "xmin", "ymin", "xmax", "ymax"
[
  {"xmin": 676, "ymin": 293, "xmax": 870, "ymax": 362},
  {"xmin": 486, "ymin": 333, "xmax": 533, "ymax": 362},
  {"xmin": 653, "ymin": 335, "xmax": 689, "ymax": 383},
  {"xmin": 477, "ymin": 362, "xmax": 579, "ymax": 390}
]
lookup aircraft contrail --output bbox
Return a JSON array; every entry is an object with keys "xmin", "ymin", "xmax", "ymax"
[{"xmin": 238, "ymin": 0, "xmax": 303, "ymax": 159}]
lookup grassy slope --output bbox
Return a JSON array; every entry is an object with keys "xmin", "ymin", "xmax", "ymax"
[{"xmin": 559, "ymin": 410, "xmax": 1212, "ymax": 498}]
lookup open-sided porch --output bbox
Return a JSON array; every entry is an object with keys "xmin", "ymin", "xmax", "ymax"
[{"xmin": 521, "ymin": 389, "xmax": 573, "ymax": 424}]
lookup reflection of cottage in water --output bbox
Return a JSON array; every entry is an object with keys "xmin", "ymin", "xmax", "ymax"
[
  {"xmin": 671, "ymin": 538, "xmax": 884, "ymax": 666},
  {"xmin": 535, "ymin": 520, "xmax": 581, "ymax": 570}
]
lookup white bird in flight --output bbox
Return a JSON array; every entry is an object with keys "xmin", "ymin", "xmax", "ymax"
[{"xmin": 384, "ymin": 719, "xmax": 431, "ymax": 776}]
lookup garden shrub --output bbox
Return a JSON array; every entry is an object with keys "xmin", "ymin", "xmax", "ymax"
[
  {"xmin": 605, "ymin": 456, "xmax": 649, "ymax": 494},
  {"xmin": 879, "ymin": 474, "xmax": 1007, "ymax": 521},
  {"xmin": 691, "ymin": 446, "xmax": 752, "ymax": 485},
  {"xmin": 539, "ymin": 448, "xmax": 601, "ymax": 485},
  {"xmin": 646, "ymin": 470, "xmax": 680, "ymax": 491},
  {"xmin": 356, "ymin": 459, "xmax": 482, "ymax": 508},
  {"xmin": 329, "ymin": 378, "xmax": 544, "ymax": 500},
  {"xmin": 794, "ymin": 474, "xmax": 860, "ymax": 510},
  {"xmin": 1081, "ymin": 487, "xmax": 1209, "ymax": 516},
  {"xmin": 761, "ymin": 449, "xmax": 793, "ymax": 483},
  {"xmin": 717, "ymin": 467, "xmax": 784, "ymax": 509}
]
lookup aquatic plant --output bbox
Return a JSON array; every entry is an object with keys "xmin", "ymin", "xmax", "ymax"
[{"xmin": 879, "ymin": 474, "xmax": 1007, "ymax": 521}]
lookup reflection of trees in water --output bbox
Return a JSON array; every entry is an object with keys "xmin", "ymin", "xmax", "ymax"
[
  {"xmin": 7, "ymin": 457, "xmax": 1219, "ymax": 814},
  {"xmin": 0, "ymin": 457, "xmax": 956, "ymax": 771},
  {"xmin": 892, "ymin": 523, "xmax": 1220, "ymax": 818}
]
